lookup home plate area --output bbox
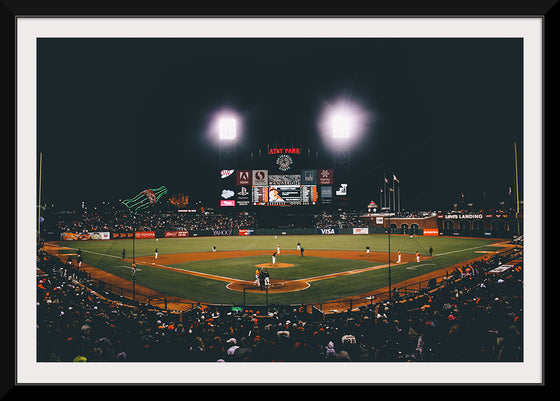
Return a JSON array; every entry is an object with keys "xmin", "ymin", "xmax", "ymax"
[{"xmin": 227, "ymin": 278, "xmax": 310, "ymax": 293}]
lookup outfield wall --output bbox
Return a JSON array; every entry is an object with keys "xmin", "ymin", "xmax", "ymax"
[
  {"xmin": 58, "ymin": 225, "xmax": 515, "ymax": 241},
  {"xmin": 59, "ymin": 226, "xmax": 423, "ymax": 240}
]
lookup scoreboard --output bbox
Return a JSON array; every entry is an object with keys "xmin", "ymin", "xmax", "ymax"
[
  {"xmin": 221, "ymin": 169, "xmax": 329, "ymax": 206},
  {"xmin": 218, "ymin": 145, "xmax": 344, "ymax": 207}
]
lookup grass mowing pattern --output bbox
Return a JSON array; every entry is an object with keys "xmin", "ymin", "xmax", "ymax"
[{"xmin": 54, "ymin": 234, "xmax": 506, "ymax": 304}]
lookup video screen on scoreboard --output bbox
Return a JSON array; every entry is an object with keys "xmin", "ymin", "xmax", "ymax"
[
  {"xmin": 249, "ymin": 185, "xmax": 318, "ymax": 205},
  {"xmin": 266, "ymin": 185, "xmax": 317, "ymax": 205}
]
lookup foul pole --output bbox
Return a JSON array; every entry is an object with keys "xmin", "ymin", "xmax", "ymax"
[
  {"xmin": 514, "ymin": 141, "xmax": 521, "ymax": 236},
  {"xmin": 37, "ymin": 152, "xmax": 43, "ymax": 244},
  {"xmin": 388, "ymin": 214, "xmax": 392, "ymax": 301}
]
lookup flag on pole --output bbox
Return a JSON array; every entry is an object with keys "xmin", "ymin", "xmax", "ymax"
[
  {"xmin": 122, "ymin": 186, "xmax": 168, "ymax": 214},
  {"xmin": 393, "ymin": 174, "xmax": 399, "ymax": 183}
]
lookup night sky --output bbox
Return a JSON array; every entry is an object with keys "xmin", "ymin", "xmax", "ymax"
[{"xmin": 36, "ymin": 37, "xmax": 524, "ymax": 211}]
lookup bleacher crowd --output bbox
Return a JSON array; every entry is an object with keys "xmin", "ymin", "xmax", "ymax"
[
  {"xmin": 55, "ymin": 208, "xmax": 258, "ymax": 234},
  {"xmin": 313, "ymin": 212, "xmax": 364, "ymax": 229},
  {"xmin": 53, "ymin": 206, "xmax": 372, "ymax": 235},
  {"xmin": 36, "ymin": 246, "xmax": 523, "ymax": 363}
]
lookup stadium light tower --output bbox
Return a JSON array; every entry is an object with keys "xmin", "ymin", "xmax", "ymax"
[
  {"xmin": 208, "ymin": 108, "xmax": 242, "ymax": 169},
  {"xmin": 218, "ymin": 116, "xmax": 237, "ymax": 141},
  {"xmin": 329, "ymin": 111, "xmax": 353, "ymax": 174},
  {"xmin": 331, "ymin": 113, "xmax": 351, "ymax": 140},
  {"xmin": 319, "ymin": 98, "xmax": 372, "ymax": 175},
  {"xmin": 317, "ymin": 97, "xmax": 374, "ymax": 209},
  {"xmin": 319, "ymin": 98, "xmax": 373, "ymax": 148},
  {"xmin": 218, "ymin": 115, "xmax": 237, "ymax": 168}
]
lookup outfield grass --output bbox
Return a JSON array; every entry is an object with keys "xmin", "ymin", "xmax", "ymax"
[{"xmin": 54, "ymin": 234, "xmax": 506, "ymax": 305}]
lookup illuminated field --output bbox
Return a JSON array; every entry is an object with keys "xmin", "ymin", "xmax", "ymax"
[{"xmin": 53, "ymin": 234, "xmax": 508, "ymax": 305}]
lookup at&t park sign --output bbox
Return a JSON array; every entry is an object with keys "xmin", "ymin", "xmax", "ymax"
[{"xmin": 268, "ymin": 147, "xmax": 301, "ymax": 155}]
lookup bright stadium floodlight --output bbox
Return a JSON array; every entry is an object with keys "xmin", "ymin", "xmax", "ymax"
[
  {"xmin": 207, "ymin": 107, "xmax": 244, "ymax": 147},
  {"xmin": 318, "ymin": 97, "xmax": 374, "ymax": 150},
  {"xmin": 331, "ymin": 114, "xmax": 351, "ymax": 139},
  {"xmin": 207, "ymin": 107, "xmax": 244, "ymax": 169},
  {"xmin": 219, "ymin": 117, "xmax": 237, "ymax": 141}
]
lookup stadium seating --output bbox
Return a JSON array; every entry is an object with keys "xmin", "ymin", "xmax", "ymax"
[{"xmin": 36, "ymin": 246, "xmax": 523, "ymax": 362}]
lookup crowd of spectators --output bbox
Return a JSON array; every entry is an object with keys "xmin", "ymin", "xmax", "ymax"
[
  {"xmin": 54, "ymin": 207, "xmax": 258, "ymax": 234},
  {"xmin": 36, "ymin": 246, "xmax": 523, "ymax": 363},
  {"xmin": 313, "ymin": 212, "xmax": 364, "ymax": 229},
  {"xmin": 53, "ymin": 208, "xmax": 371, "ymax": 236}
]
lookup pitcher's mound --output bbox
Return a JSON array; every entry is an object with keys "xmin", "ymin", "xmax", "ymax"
[{"xmin": 255, "ymin": 262, "xmax": 294, "ymax": 268}]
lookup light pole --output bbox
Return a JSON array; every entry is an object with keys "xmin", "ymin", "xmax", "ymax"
[
  {"xmin": 209, "ymin": 109, "xmax": 242, "ymax": 171},
  {"xmin": 132, "ymin": 262, "xmax": 136, "ymax": 302},
  {"xmin": 318, "ymin": 97, "xmax": 373, "ymax": 209},
  {"xmin": 388, "ymin": 213, "xmax": 392, "ymax": 302},
  {"xmin": 218, "ymin": 115, "xmax": 238, "ymax": 169}
]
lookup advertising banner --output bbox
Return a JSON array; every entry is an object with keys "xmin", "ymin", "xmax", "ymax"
[
  {"xmin": 353, "ymin": 227, "xmax": 369, "ymax": 234},
  {"xmin": 89, "ymin": 232, "xmax": 111, "ymax": 240},
  {"xmin": 317, "ymin": 228, "xmax": 338, "ymax": 235},
  {"xmin": 301, "ymin": 169, "xmax": 317, "ymax": 185},
  {"xmin": 320, "ymin": 186, "xmax": 332, "ymax": 205},
  {"xmin": 220, "ymin": 169, "xmax": 235, "ymax": 179},
  {"xmin": 423, "ymin": 228, "xmax": 439, "ymax": 236},
  {"xmin": 221, "ymin": 189, "xmax": 235, "ymax": 199},
  {"xmin": 112, "ymin": 232, "xmax": 134, "ymax": 239},
  {"xmin": 236, "ymin": 186, "xmax": 251, "ymax": 206},
  {"xmin": 61, "ymin": 232, "xmax": 110, "ymax": 240},
  {"xmin": 335, "ymin": 183, "xmax": 348, "ymax": 196},
  {"xmin": 164, "ymin": 231, "xmax": 189, "ymax": 238},
  {"xmin": 252, "ymin": 170, "xmax": 268, "ymax": 186},
  {"xmin": 237, "ymin": 170, "xmax": 252, "ymax": 186},
  {"xmin": 269, "ymin": 174, "xmax": 301, "ymax": 186},
  {"xmin": 212, "ymin": 229, "xmax": 234, "ymax": 236},
  {"xmin": 220, "ymin": 200, "xmax": 236, "ymax": 207},
  {"xmin": 60, "ymin": 232, "xmax": 80, "ymax": 241},
  {"xmin": 318, "ymin": 169, "xmax": 333, "ymax": 185},
  {"xmin": 135, "ymin": 231, "xmax": 155, "ymax": 239},
  {"xmin": 238, "ymin": 229, "xmax": 254, "ymax": 236}
]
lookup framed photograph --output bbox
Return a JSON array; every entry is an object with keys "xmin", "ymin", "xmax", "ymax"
[{"xmin": 9, "ymin": 1, "xmax": 553, "ymax": 387}]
